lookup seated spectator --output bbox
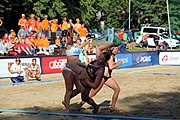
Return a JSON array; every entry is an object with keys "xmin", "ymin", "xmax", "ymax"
[
  {"xmin": 9, "ymin": 58, "xmax": 24, "ymax": 83},
  {"xmin": 17, "ymin": 25, "xmax": 28, "ymax": 39},
  {"xmin": 8, "ymin": 29, "xmax": 16, "ymax": 39},
  {"xmin": 0, "ymin": 39, "xmax": 8, "ymax": 56},
  {"xmin": 36, "ymin": 34, "xmax": 49, "ymax": 55},
  {"xmin": 88, "ymin": 44, "xmax": 96, "ymax": 54},
  {"xmin": 113, "ymin": 34, "xmax": 128, "ymax": 53},
  {"xmin": 26, "ymin": 58, "xmax": 41, "ymax": 81}
]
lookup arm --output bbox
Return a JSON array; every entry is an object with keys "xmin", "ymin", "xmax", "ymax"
[
  {"xmin": 76, "ymin": 62, "xmax": 87, "ymax": 68},
  {"xmin": 79, "ymin": 39, "xmax": 89, "ymax": 48},
  {"xmin": 96, "ymin": 43, "xmax": 114, "ymax": 58},
  {"xmin": 108, "ymin": 56, "xmax": 122, "ymax": 70},
  {"xmin": 84, "ymin": 67, "xmax": 105, "ymax": 89},
  {"xmin": 37, "ymin": 64, "xmax": 40, "ymax": 74}
]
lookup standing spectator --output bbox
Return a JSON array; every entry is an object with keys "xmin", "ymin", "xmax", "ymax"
[
  {"xmin": 18, "ymin": 14, "xmax": 27, "ymax": 29},
  {"xmin": 27, "ymin": 14, "xmax": 37, "ymax": 34},
  {"xmin": 61, "ymin": 17, "xmax": 68, "ymax": 44},
  {"xmin": 74, "ymin": 18, "xmax": 81, "ymax": 38},
  {"xmin": 36, "ymin": 17, "xmax": 43, "ymax": 37},
  {"xmin": 50, "ymin": 19, "xmax": 58, "ymax": 44},
  {"xmin": 142, "ymin": 34, "xmax": 149, "ymax": 51},
  {"xmin": 77, "ymin": 24, "xmax": 88, "ymax": 43},
  {"xmin": 153, "ymin": 33, "xmax": 159, "ymax": 51},
  {"xmin": 127, "ymin": 29, "xmax": 134, "ymax": 51},
  {"xmin": 9, "ymin": 58, "xmax": 24, "ymax": 83},
  {"xmin": 42, "ymin": 15, "xmax": 50, "ymax": 39},
  {"xmin": 26, "ymin": 58, "xmax": 41, "ymax": 81},
  {"xmin": 127, "ymin": 29, "xmax": 134, "ymax": 43}
]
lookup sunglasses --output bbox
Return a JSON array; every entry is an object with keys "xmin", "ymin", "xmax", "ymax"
[{"xmin": 16, "ymin": 60, "xmax": 21, "ymax": 62}]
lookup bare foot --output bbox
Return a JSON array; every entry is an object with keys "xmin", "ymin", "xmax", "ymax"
[
  {"xmin": 92, "ymin": 105, "xmax": 100, "ymax": 114},
  {"xmin": 109, "ymin": 107, "xmax": 119, "ymax": 112},
  {"xmin": 62, "ymin": 101, "xmax": 71, "ymax": 113},
  {"xmin": 62, "ymin": 101, "xmax": 66, "ymax": 108}
]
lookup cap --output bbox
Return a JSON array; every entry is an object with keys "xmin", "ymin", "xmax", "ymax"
[
  {"xmin": 10, "ymin": 29, "xmax": 14, "ymax": 32},
  {"xmin": 22, "ymin": 14, "xmax": 25, "ymax": 17}
]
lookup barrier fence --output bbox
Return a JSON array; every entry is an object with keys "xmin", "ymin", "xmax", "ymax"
[{"xmin": 0, "ymin": 51, "xmax": 179, "ymax": 78}]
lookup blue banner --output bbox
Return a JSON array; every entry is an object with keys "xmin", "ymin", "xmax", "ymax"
[
  {"xmin": 132, "ymin": 52, "xmax": 154, "ymax": 67},
  {"xmin": 115, "ymin": 54, "xmax": 133, "ymax": 68}
]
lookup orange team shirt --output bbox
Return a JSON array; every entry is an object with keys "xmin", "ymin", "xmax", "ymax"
[
  {"xmin": 42, "ymin": 19, "xmax": 49, "ymax": 30},
  {"xmin": 27, "ymin": 19, "xmax": 36, "ymax": 28},
  {"xmin": 55, "ymin": 38, "xmax": 60, "ymax": 45},
  {"xmin": 43, "ymin": 39, "xmax": 49, "ymax": 47},
  {"xmin": 78, "ymin": 27, "xmax": 88, "ymax": 37},
  {"xmin": 36, "ymin": 22, "xmax": 43, "ymax": 33},
  {"xmin": 36, "ymin": 39, "xmax": 44, "ymax": 47},
  {"xmin": 18, "ymin": 18, "xmax": 27, "ymax": 27},
  {"xmin": 51, "ymin": 23, "xmax": 58, "ymax": 32},
  {"xmin": 74, "ymin": 23, "xmax": 81, "ymax": 31},
  {"xmin": 61, "ymin": 21, "xmax": 68, "ymax": 30}
]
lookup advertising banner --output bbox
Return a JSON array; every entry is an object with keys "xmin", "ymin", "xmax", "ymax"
[
  {"xmin": 159, "ymin": 52, "xmax": 180, "ymax": 65},
  {"xmin": 132, "ymin": 52, "xmax": 154, "ymax": 67},
  {"xmin": 41, "ymin": 56, "xmax": 67, "ymax": 74},
  {"xmin": 0, "ymin": 57, "xmax": 40, "ymax": 78},
  {"xmin": 115, "ymin": 54, "xmax": 133, "ymax": 68}
]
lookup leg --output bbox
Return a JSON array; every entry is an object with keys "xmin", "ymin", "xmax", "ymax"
[
  {"xmin": 104, "ymin": 77, "xmax": 120, "ymax": 109},
  {"xmin": 62, "ymin": 70, "xmax": 75, "ymax": 112},
  {"xmin": 81, "ymin": 87, "xmax": 100, "ymax": 114},
  {"xmin": 70, "ymin": 75, "xmax": 81, "ymax": 99},
  {"xmin": 10, "ymin": 77, "xmax": 19, "ymax": 83},
  {"xmin": 78, "ymin": 79, "xmax": 105, "ymax": 110}
]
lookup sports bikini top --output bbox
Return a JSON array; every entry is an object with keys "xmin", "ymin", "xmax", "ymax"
[
  {"xmin": 86, "ymin": 60, "xmax": 105, "ymax": 82},
  {"xmin": 66, "ymin": 44, "xmax": 81, "ymax": 56}
]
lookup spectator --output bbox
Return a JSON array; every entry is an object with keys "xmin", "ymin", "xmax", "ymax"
[
  {"xmin": 42, "ymin": 15, "xmax": 50, "ymax": 39},
  {"xmin": 8, "ymin": 29, "xmax": 16, "ymax": 39},
  {"xmin": 26, "ymin": 58, "xmax": 41, "ymax": 81},
  {"xmin": 74, "ymin": 18, "xmax": 81, "ymax": 38},
  {"xmin": 127, "ymin": 29, "xmax": 134, "ymax": 43},
  {"xmin": 61, "ymin": 17, "xmax": 68, "ymax": 44},
  {"xmin": 27, "ymin": 14, "xmax": 37, "ymax": 33},
  {"xmin": 153, "ymin": 33, "xmax": 159, "ymax": 51},
  {"xmin": 0, "ymin": 39, "xmax": 8, "ymax": 56},
  {"xmin": 18, "ymin": 14, "xmax": 27, "ymax": 29},
  {"xmin": 142, "ymin": 34, "xmax": 149, "ymax": 51},
  {"xmin": 77, "ymin": 24, "xmax": 88, "ymax": 43},
  {"xmin": 9, "ymin": 58, "xmax": 24, "ymax": 83},
  {"xmin": 113, "ymin": 34, "xmax": 128, "ymax": 53},
  {"xmin": 50, "ymin": 19, "xmax": 58, "ymax": 44},
  {"xmin": 17, "ymin": 25, "xmax": 28, "ymax": 39},
  {"xmin": 36, "ymin": 17, "xmax": 43, "ymax": 37}
]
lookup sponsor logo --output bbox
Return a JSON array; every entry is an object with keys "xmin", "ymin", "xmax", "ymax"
[
  {"xmin": 136, "ymin": 56, "xmax": 151, "ymax": 63},
  {"xmin": 117, "ymin": 57, "xmax": 128, "ymax": 64},
  {"xmin": 8, "ymin": 62, "xmax": 14, "ymax": 72},
  {"xmin": 162, "ymin": 55, "xmax": 179, "ymax": 62},
  {"xmin": 162, "ymin": 55, "xmax": 168, "ymax": 62},
  {"xmin": 49, "ymin": 59, "xmax": 67, "ymax": 69}
]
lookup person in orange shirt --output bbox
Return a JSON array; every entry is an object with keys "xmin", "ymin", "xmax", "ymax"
[
  {"xmin": 36, "ymin": 17, "xmax": 43, "ymax": 37},
  {"xmin": 74, "ymin": 18, "xmax": 81, "ymax": 38},
  {"xmin": 18, "ymin": 14, "xmax": 27, "ymax": 29},
  {"xmin": 61, "ymin": 17, "xmax": 68, "ymax": 44},
  {"xmin": 77, "ymin": 24, "xmax": 88, "ymax": 43},
  {"xmin": 42, "ymin": 15, "xmax": 50, "ymax": 39},
  {"xmin": 50, "ymin": 19, "xmax": 58, "ymax": 44},
  {"xmin": 27, "ymin": 14, "xmax": 37, "ymax": 34}
]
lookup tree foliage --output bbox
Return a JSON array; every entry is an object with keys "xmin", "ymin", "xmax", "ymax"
[{"xmin": 0, "ymin": 0, "xmax": 179, "ymax": 32}]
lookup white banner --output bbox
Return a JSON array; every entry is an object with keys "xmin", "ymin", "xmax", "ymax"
[
  {"xmin": 159, "ymin": 52, "xmax": 180, "ymax": 65},
  {"xmin": 0, "ymin": 58, "xmax": 41, "ymax": 78}
]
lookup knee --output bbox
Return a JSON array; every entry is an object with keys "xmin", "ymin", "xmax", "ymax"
[
  {"xmin": 82, "ymin": 97, "xmax": 90, "ymax": 102},
  {"xmin": 114, "ymin": 86, "xmax": 120, "ymax": 94}
]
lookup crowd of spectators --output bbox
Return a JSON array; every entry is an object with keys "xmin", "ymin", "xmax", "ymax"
[{"xmin": 0, "ymin": 14, "xmax": 97, "ymax": 56}]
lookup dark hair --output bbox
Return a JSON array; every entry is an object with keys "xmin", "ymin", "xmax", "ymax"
[
  {"xmin": 32, "ymin": 58, "xmax": 36, "ymax": 61},
  {"xmin": 102, "ymin": 52, "xmax": 111, "ymax": 61},
  {"xmin": 15, "ymin": 58, "xmax": 21, "ymax": 62}
]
